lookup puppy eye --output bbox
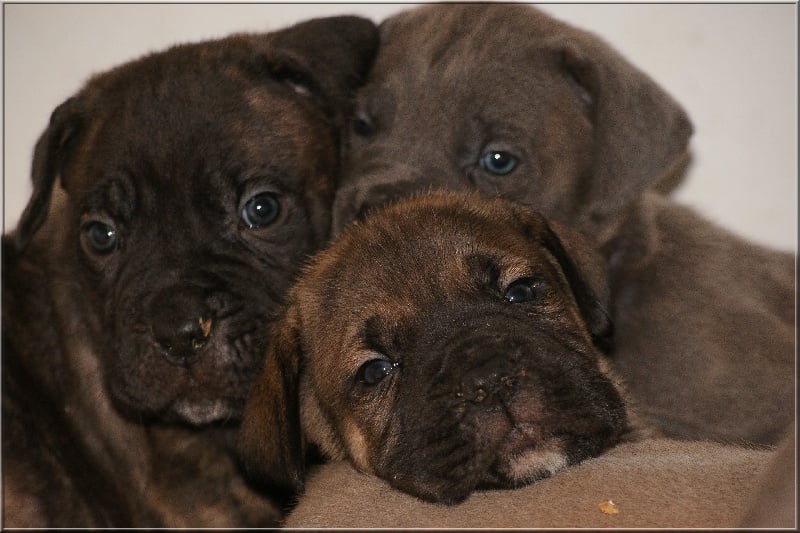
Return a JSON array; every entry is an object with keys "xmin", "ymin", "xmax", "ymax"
[
  {"xmin": 480, "ymin": 150, "xmax": 517, "ymax": 175},
  {"xmin": 81, "ymin": 220, "xmax": 119, "ymax": 254},
  {"xmin": 241, "ymin": 192, "xmax": 281, "ymax": 229},
  {"xmin": 504, "ymin": 278, "xmax": 539, "ymax": 303},
  {"xmin": 357, "ymin": 359, "xmax": 397, "ymax": 386},
  {"xmin": 352, "ymin": 111, "xmax": 375, "ymax": 137}
]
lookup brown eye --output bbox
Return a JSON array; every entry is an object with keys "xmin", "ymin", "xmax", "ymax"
[
  {"xmin": 504, "ymin": 278, "xmax": 538, "ymax": 303},
  {"xmin": 357, "ymin": 359, "xmax": 397, "ymax": 385},
  {"xmin": 82, "ymin": 220, "xmax": 118, "ymax": 254}
]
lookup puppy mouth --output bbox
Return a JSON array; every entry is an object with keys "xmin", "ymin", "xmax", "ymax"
[
  {"xmin": 472, "ymin": 408, "xmax": 567, "ymax": 487},
  {"xmin": 111, "ymin": 318, "xmax": 266, "ymax": 424},
  {"xmin": 495, "ymin": 435, "xmax": 567, "ymax": 485}
]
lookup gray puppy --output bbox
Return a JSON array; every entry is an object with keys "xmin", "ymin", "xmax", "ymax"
[
  {"xmin": 333, "ymin": 4, "xmax": 794, "ymax": 445},
  {"xmin": 2, "ymin": 16, "xmax": 377, "ymax": 527}
]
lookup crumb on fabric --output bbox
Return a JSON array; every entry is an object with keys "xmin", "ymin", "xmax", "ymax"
[{"xmin": 598, "ymin": 500, "xmax": 619, "ymax": 515}]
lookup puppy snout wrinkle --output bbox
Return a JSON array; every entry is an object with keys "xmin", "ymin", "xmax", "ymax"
[{"xmin": 149, "ymin": 286, "xmax": 214, "ymax": 366}]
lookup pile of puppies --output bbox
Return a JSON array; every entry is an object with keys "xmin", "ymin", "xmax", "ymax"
[{"xmin": 3, "ymin": 4, "xmax": 794, "ymax": 528}]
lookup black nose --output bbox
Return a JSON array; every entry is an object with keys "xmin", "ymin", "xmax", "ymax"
[
  {"xmin": 458, "ymin": 356, "xmax": 517, "ymax": 405},
  {"xmin": 149, "ymin": 286, "xmax": 214, "ymax": 366}
]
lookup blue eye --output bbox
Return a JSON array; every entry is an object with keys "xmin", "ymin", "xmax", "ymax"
[
  {"xmin": 480, "ymin": 151, "xmax": 517, "ymax": 175},
  {"xmin": 82, "ymin": 220, "xmax": 118, "ymax": 254},
  {"xmin": 357, "ymin": 359, "xmax": 397, "ymax": 385},
  {"xmin": 241, "ymin": 192, "xmax": 281, "ymax": 229},
  {"xmin": 504, "ymin": 278, "xmax": 538, "ymax": 303}
]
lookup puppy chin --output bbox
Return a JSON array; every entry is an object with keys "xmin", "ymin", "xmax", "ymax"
[
  {"xmin": 501, "ymin": 438, "xmax": 567, "ymax": 485},
  {"xmin": 172, "ymin": 399, "xmax": 237, "ymax": 426}
]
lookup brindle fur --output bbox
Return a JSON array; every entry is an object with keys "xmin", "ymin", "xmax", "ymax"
[
  {"xmin": 2, "ymin": 16, "xmax": 378, "ymax": 527},
  {"xmin": 240, "ymin": 193, "xmax": 638, "ymax": 505}
]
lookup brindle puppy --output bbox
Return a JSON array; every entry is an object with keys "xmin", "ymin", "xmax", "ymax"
[
  {"xmin": 333, "ymin": 3, "xmax": 795, "ymax": 445},
  {"xmin": 2, "ymin": 16, "xmax": 378, "ymax": 527},
  {"xmin": 239, "ymin": 193, "xmax": 636, "ymax": 505}
]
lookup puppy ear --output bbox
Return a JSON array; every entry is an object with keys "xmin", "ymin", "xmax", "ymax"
[
  {"xmin": 238, "ymin": 304, "xmax": 307, "ymax": 500},
  {"xmin": 516, "ymin": 208, "xmax": 613, "ymax": 349},
  {"xmin": 15, "ymin": 96, "xmax": 84, "ymax": 251},
  {"xmin": 261, "ymin": 16, "xmax": 379, "ymax": 120},
  {"xmin": 554, "ymin": 34, "xmax": 693, "ymax": 221}
]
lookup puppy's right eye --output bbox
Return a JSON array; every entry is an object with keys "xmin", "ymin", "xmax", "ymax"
[
  {"xmin": 351, "ymin": 111, "xmax": 375, "ymax": 137},
  {"xmin": 504, "ymin": 278, "xmax": 540, "ymax": 303},
  {"xmin": 81, "ymin": 220, "xmax": 119, "ymax": 254},
  {"xmin": 357, "ymin": 359, "xmax": 397, "ymax": 385}
]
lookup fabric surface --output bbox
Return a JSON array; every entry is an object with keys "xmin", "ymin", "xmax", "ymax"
[{"xmin": 285, "ymin": 438, "xmax": 779, "ymax": 528}]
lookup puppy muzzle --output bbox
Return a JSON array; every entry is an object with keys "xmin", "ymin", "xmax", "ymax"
[
  {"xmin": 378, "ymin": 322, "xmax": 624, "ymax": 503},
  {"xmin": 149, "ymin": 285, "xmax": 214, "ymax": 366},
  {"xmin": 333, "ymin": 160, "xmax": 466, "ymax": 235}
]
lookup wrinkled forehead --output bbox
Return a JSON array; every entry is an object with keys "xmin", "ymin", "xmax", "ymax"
[
  {"xmin": 68, "ymin": 63, "xmax": 325, "ymax": 203},
  {"xmin": 301, "ymin": 205, "xmax": 553, "ymax": 328},
  {"xmin": 366, "ymin": 6, "xmax": 566, "ymax": 116}
]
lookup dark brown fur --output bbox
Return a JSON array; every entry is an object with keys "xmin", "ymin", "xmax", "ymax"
[
  {"xmin": 239, "ymin": 193, "xmax": 638, "ymax": 505},
  {"xmin": 333, "ymin": 4, "xmax": 795, "ymax": 444},
  {"xmin": 2, "ymin": 16, "xmax": 378, "ymax": 527}
]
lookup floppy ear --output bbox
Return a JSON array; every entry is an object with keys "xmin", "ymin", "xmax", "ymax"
[
  {"xmin": 238, "ymin": 304, "xmax": 307, "ymax": 500},
  {"xmin": 516, "ymin": 208, "xmax": 613, "ymax": 350},
  {"xmin": 15, "ymin": 96, "xmax": 84, "ymax": 251},
  {"xmin": 261, "ymin": 15, "xmax": 379, "ymax": 121},
  {"xmin": 554, "ymin": 32, "xmax": 693, "ymax": 221}
]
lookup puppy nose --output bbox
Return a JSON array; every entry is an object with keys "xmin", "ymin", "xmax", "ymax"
[
  {"xmin": 331, "ymin": 186, "xmax": 384, "ymax": 236},
  {"xmin": 332, "ymin": 178, "xmax": 421, "ymax": 236},
  {"xmin": 457, "ymin": 357, "xmax": 516, "ymax": 405},
  {"xmin": 149, "ymin": 287, "xmax": 214, "ymax": 366}
]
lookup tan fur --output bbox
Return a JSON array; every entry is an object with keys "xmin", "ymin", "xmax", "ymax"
[{"xmin": 239, "ymin": 192, "xmax": 632, "ymax": 504}]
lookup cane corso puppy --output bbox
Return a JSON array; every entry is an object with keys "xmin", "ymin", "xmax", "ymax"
[
  {"xmin": 239, "ymin": 193, "xmax": 636, "ymax": 505},
  {"xmin": 2, "ymin": 16, "xmax": 378, "ymax": 527},
  {"xmin": 333, "ymin": 4, "xmax": 795, "ymax": 444}
]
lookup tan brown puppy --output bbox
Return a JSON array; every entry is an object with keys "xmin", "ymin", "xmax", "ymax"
[
  {"xmin": 2, "ymin": 16, "xmax": 377, "ymax": 527},
  {"xmin": 283, "ymin": 438, "xmax": 782, "ymax": 528},
  {"xmin": 239, "ymin": 192, "xmax": 637, "ymax": 505},
  {"xmin": 333, "ymin": 3, "xmax": 795, "ymax": 445}
]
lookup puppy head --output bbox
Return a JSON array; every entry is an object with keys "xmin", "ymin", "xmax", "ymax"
[
  {"xmin": 240, "ymin": 193, "xmax": 627, "ymax": 504},
  {"xmin": 12, "ymin": 17, "xmax": 378, "ymax": 425},
  {"xmin": 334, "ymin": 4, "xmax": 692, "ymax": 237}
]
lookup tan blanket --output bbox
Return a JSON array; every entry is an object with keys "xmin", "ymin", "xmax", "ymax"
[{"xmin": 285, "ymin": 438, "xmax": 788, "ymax": 528}]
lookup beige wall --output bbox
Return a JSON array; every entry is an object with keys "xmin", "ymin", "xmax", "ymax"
[{"xmin": 3, "ymin": 3, "xmax": 796, "ymax": 251}]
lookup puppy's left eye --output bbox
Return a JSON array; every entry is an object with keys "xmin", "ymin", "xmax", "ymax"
[
  {"xmin": 504, "ymin": 278, "xmax": 540, "ymax": 303},
  {"xmin": 480, "ymin": 150, "xmax": 517, "ymax": 175},
  {"xmin": 357, "ymin": 359, "xmax": 397, "ymax": 386},
  {"xmin": 81, "ymin": 220, "xmax": 119, "ymax": 255},
  {"xmin": 241, "ymin": 192, "xmax": 281, "ymax": 229}
]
